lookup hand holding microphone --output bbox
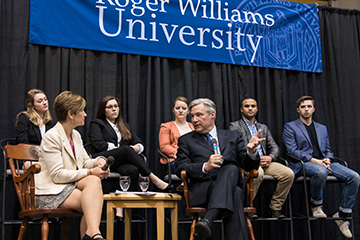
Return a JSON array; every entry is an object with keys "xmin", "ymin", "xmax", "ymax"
[
  {"xmin": 211, "ymin": 139, "xmax": 223, "ymax": 165},
  {"xmin": 204, "ymin": 137, "xmax": 223, "ymax": 172}
]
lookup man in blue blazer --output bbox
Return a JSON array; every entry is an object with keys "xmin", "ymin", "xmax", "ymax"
[
  {"xmin": 283, "ymin": 96, "xmax": 359, "ymax": 238},
  {"xmin": 176, "ymin": 98, "xmax": 263, "ymax": 240}
]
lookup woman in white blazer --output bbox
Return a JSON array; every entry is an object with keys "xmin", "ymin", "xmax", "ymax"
[{"xmin": 35, "ymin": 91, "xmax": 109, "ymax": 240}]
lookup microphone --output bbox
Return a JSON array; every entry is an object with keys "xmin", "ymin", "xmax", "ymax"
[
  {"xmin": 102, "ymin": 156, "xmax": 115, "ymax": 170},
  {"xmin": 211, "ymin": 138, "xmax": 219, "ymax": 154},
  {"xmin": 211, "ymin": 139, "xmax": 223, "ymax": 165}
]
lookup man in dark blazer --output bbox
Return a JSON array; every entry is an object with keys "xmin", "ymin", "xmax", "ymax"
[
  {"xmin": 283, "ymin": 95, "xmax": 360, "ymax": 238},
  {"xmin": 175, "ymin": 98, "xmax": 263, "ymax": 240},
  {"xmin": 229, "ymin": 97, "xmax": 294, "ymax": 219}
]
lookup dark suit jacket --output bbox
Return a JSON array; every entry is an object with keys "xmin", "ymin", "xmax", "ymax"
[
  {"xmin": 16, "ymin": 112, "xmax": 55, "ymax": 145},
  {"xmin": 175, "ymin": 128, "xmax": 260, "ymax": 207},
  {"xmin": 283, "ymin": 118, "xmax": 334, "ymax": 174},
  {"xmin": 229, "ymin": 118, "xmax": 280, "ymax": 160},
  {"xmin": 88, "ymin": 118, "xmax": 143, "ymax": 157}
]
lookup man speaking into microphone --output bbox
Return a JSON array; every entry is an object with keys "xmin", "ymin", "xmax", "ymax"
[{"xmin": 175, "ymin": 98, "xmax": 264, "ymax": 240}]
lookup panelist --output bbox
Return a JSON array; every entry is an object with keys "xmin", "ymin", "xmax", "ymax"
[
  {"xmin": 16, "ymin": 89, "xmax": 55, "ymax": 145},
  {"xmin": 283, "ymin": 95, "xmax": 359, "ymax": 238},
  {"xmin": 35, "ymin": 91, "xmax": 109, "ymax": 240},
  {"xmin": 159, "ymin": 96, "xmax": 194, "ymax": 191},
  {"xmin": 229, "ymin": 97, "xmax": 294, "ymax": 219},
  {"xmin": 89, "ymin": 96, "xmax": 174, "ymax": 192},
  {"xmin": 175, "ymin": 98, "xmax": 263, "ymax": 240}
]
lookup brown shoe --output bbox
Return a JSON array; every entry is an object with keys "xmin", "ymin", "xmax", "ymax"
[{"xmin": 268, "ymin": 207, "xmax": 285, "ymax": 219}]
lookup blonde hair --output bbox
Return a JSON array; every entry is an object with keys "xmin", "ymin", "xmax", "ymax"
[
  {"xmin": 54, "ymin": 91, "xmax": 86, "ymax": 122},
  {"xmin": 16, "ymin": 89, "xmax": 52, "ymax": 127}
]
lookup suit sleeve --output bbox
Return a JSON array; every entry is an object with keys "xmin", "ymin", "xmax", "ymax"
[
  {"xmin": 40, "ymin": 131, "xmax": 88, "ymax": 183},
  {"xmin": 323, "ymin": 126, "xmax": 335, "ymax": 159},
  {"xmin": 228, "ymin": 121, "xmax": 240, "ymax": 132},
  {"xmin": 159, "ymin": 123, "xmax": 177, "ymax": 158},
  {"xmin": 283, "ymin": 123, "xmax": 313, "ymax": 162},
  {"xmin": 175, "ymin": 135, "xmax": 206, "ymax": 179},
  {"xmin": 89, "ymin": 119, "xmax": 108, "ymax": 152},
  {"xmin": 235, "ymin": 132, "xmax": 260, "ymax": 171},
  {"xmin": 16, "ymin": 113, "xmax": 30, "ymax": 144}
]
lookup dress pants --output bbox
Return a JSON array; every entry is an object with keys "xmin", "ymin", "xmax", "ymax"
[
  {"xmin": 207, "ymin": 164, "xmax": 249, "ymax": 240},
  {"xmin": 100, "ymin": 145, "xmax": 152, "ymax": 191}
]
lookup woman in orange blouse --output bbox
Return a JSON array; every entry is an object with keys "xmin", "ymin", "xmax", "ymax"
[{"xmin": 159, "ymin": 97, "xmax": 194, "ymax": 174}]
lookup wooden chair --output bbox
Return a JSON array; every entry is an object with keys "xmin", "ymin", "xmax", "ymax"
[
  {"xmin": 181, "ymin": 168, "xmax": 258, "ymax": 240},
  {"xmin": 4, "ymin": 143, "xmax": 80, "ymax": 240}
]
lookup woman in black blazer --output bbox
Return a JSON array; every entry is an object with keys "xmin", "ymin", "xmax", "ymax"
[
  {"xmin": 15, "ymin": 89, "xmax": 55, "ymax": 145},
  {"xmin": 89, "ymin": 96, "xmax": 173, "ymax": 196}
]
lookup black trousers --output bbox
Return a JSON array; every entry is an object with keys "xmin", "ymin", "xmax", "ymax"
[
  {"xmin": 99, "ymin": 146, "xmax": 151, "ymax": 191},
  {"xmin": 207, "ymin": 164, "xmax": 249, "ymax": 240}
]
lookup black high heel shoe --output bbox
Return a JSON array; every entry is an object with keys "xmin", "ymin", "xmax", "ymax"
[
  {"xmin": 82, "ymin": 233, "xmax": 108, "ymax": 240},
  {"xmin": 161, "ymin": 184, "xmax": 175, "ymax": 193},
  {"xmin": 115, "ymin": 215, "xmax": 124, "ymax": 222}
]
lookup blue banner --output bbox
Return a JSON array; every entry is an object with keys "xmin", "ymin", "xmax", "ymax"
[{"xmin": 29, "ymin": 0, "xmax": 322, "ymax": 72}]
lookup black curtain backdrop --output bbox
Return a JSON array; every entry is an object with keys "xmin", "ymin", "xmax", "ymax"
[{"xmin": 1, "ymin": 1, "xmax": 360, "ymax": 239}]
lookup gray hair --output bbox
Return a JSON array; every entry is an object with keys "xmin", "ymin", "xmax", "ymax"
[{"xmin": 189, "ymin": 98, "xmax": 216, "ymax": 115}]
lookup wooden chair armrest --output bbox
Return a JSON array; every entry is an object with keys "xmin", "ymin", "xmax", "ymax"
[
  {"xmin": 244, "ymin": 169, "xmax": 258, "ymax": 209},
  {"xmin": 12, "ymin": 163, "xmax": 41, "ymax": 182},
  {"xmin": 181, "ymin": 170, "xmax": 190, "ymax": 209},
  {"xmin": 245, "ymin": 169, "xmax": 258, "ymax": 183}
]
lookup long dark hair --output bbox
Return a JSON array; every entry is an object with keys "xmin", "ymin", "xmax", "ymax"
[{"xmin": 96, "ymin": 96, "xmax": 131, "ymax": 141}]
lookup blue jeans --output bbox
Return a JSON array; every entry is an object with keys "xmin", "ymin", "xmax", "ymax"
[{"xmin": 300, "ymin": 162, "xmax": 360, "ymax": 212}]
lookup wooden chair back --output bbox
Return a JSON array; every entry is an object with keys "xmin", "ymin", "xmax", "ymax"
[
  {"xmin": 5, "ymin": 143, "xmax": 80, "ymax": 240},
  {"xmin": 180, "ymin": 168, "xmax": 258, "ymax": 240}
]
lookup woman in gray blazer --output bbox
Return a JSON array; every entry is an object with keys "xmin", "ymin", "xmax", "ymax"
[{"xmin": 35, "ymin": 91, "xmax": 109, "ymax": 240}]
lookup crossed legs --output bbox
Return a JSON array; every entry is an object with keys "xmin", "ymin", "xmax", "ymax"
[{"xmin": 60, "ymin": 175, "xmax": 104, "ymax": 239}]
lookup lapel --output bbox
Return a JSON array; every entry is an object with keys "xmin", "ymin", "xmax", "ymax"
[
  {"xmin": 34, "ymin": 126, "xmax": 42, "ymax": 144},
  {"xmin": 239, "ymin": 119, "xmax": 251, "ymax": 142},
  {"xmin": 255, "ymin": 123, "xmax": 267, "ymax": 155},
  {"xmin": 217, "ymin": 129, "xmax": 229, "ymax": 152},
  {"xmin": 104, "ymin": 119, "xmax": 119, "ymax": 146},
  {"xmin": 193, "ymin": 131, "xmax": 212, "ymax": 151},
  {"xmin": 172, "ymin": 121, "xmax": 181, "ymax": 138},
  {"xmin": 314, "ymin": 121, "xmax": 323, "ymax": 148},
  {"xmin": 240, "ymin": 119, "xmax": 266, "ymax": 154},
  {"xmin": 295, "ymin": 118, "xmax": 313, "ymax": 148},
  {"xmin": 55, "ymin": 123, "xmax": 77, "ymax": 163},
  {"xmin": 73, "ymin": 131, "xmax": 84, "ymax": 165}
]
